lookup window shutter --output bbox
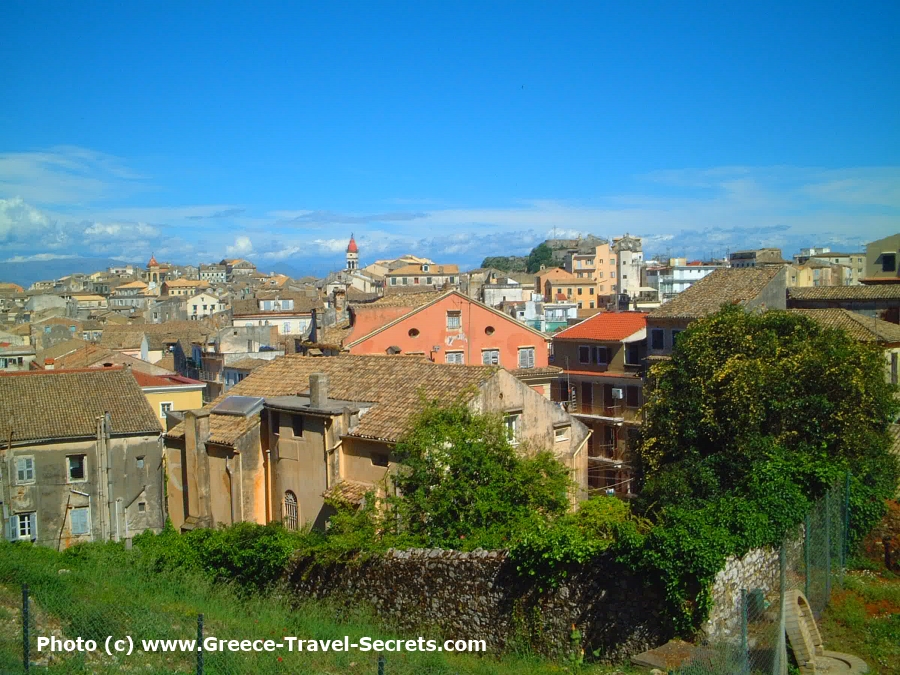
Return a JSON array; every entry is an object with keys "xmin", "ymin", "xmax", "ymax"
[
  {"xmin": 5, "ymin": 516, "xmax": 16, "ymax": 542},
  {"xmin": 29, "ymin": 513, "xmax": 37, "ymax": 541}
]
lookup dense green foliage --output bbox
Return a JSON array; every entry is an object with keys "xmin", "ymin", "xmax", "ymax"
[
  {"xmin": 480, "ymin": 255, "xmax": 528, "ymax": 272},
  {"xmin": 637, "ymin": 306, "xmax": 899, "ymax": 542},
  {"xmin": 526, "ymin": 243, "xmax": 555, "ymax": 273},
  {"xmin": 388, "ymin": 402, "xmax": 572, "ymax": 549}
]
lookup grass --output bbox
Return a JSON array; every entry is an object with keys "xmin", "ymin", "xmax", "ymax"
[
  {"xmin": 819, "ymin": 565, "xmax": 900, "ymax": 675},
  {"xmin": 0, "ymin": 541, "xmax": 644, "ymax": 675}
]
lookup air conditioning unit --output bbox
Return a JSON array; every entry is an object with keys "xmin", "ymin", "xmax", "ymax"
[{"xmin": 611, "ymin": 388, "xmax": 624, "ymax": 399}]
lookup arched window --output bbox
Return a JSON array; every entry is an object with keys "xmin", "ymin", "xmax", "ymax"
[{"xmin": 283, "ymin": 491, "xmax": 298, "ymax": 531}]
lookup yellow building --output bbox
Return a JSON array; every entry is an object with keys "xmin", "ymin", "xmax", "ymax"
[{"xmin": 132, "ymin": 370, "xmax": 205, "ymax": 420}]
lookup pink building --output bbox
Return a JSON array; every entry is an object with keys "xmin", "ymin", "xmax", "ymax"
[{"xmin": 345, "ymin": 290, "xmax": 552, "ymax": 388}]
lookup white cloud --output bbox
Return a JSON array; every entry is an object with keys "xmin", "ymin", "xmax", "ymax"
[
  {"xmin": 226, "ymin": 235, "xmax": 255, "ymax": 257},
  {"xmin": 0, "ymin": 146, "xmax": 146, "ymax": 205},
  {"xmin": 2, "ymin": 253, "xmax": 80, "ymax": 263}
]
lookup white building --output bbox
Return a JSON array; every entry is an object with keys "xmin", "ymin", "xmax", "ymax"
[{"xmin": 188, "ymin": 292, "xmax": 228, "ymax": 320}]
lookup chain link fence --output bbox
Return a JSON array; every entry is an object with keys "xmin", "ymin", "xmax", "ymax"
[{"xmin": 677, "ymin": 477, "xmax": 850, "ymax": 675}]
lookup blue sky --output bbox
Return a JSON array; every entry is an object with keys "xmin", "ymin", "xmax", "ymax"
[{"xmin": 1, "ymin": 2, "xmax": 898, "ymax": 275}]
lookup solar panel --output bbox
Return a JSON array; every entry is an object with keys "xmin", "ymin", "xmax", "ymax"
[{"xmin": 212, "ymin": 396, "xmax": 265, "ymax": 417}]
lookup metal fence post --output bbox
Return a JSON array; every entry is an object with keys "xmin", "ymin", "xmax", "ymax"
[
  {"xmin": 378, "ymin": 653, "xmax": 385, "ymax": 675},
  {"xmin": 804, "ymin": 514, "xmax": 811, "ymax": 600},
  {"xmin": 774, "ymin": 543, "xmax": 788, "ymax": 675},
  {"xmin": 825, "ymin": 489, "xmax": 832, "ymax": 601},
  {"xmin": 197, "ymin": 614, "xmax": 204, "ymax": 675},
  {"xmin": 740, "ymin": 588, "xmax": 750, "ymax": 675},
  {"xmin": 842, "ymin": 472, "xmax": 851, "ymax": 578},
  {"xmin": 22, "ymin": 583, "xmax": 29, "ymax": 674}
]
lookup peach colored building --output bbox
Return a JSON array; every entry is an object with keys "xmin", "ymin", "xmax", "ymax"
[{"xmin": 345, "ymin": 290, "xmax": 550, "ymax": 371}]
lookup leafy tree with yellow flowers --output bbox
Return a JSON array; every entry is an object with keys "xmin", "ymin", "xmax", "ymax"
[{"xmin": 636, "ymin": 304, "xmax": 900, "ymax": 545}]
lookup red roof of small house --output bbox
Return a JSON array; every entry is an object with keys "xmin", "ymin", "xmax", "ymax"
[
  {"xmin": 554, "ymin": 311, "xmax": 647, "ymax": 341},
  {"xmin": 131, "ymin": 371, "xmax": 203, "ymax": 388},
  {"xmin": 148, "ymin": 255, "xmax": 158, "ymax": 267},
  {"xmin": 347, "ymin": 236, "xmax": 358, "ymax": 253}
]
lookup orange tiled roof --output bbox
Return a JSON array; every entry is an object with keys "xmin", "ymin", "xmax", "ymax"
[{"xmin": 554, "ymin": 312, "xmax": 647, "ymax": 341}]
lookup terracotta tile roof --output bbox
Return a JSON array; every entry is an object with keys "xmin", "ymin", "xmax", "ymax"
[
  {"xmin": 100, "ymin": 320, "xmax": 215, "ymax": 350},
  {"xmin": 232, "ymin": 295, "xmax": 322, "ymax": 316},
  {"xmin": 132, "ymin": 371, "xmax": 203, "ymax": 387},
  {"xmin": 649, "ymin": 267, "xmax": 783, "ymax": 319},
  {"xmin": 509, "ymin": 366, "xmax": 563, "ymax": 378},
  {"xmin": 226, "ymin": 357, "xmax": 270, "ymax": 371},
  {"xmin": 52, "ymin": 344, "xmax": 173, "ymax": 374},
  {"xmin": 34, "ymin": 338, "xmax": 88, "ymax": 362},
  {"xmin": 323, "ymin": 479, "xmax": 372, "ymax": 505},
  {"xmin": 536, "ymin": 268, "xmax": 576, "ymax": 281},
  {"xmin": 0, "ymin": 368, "xmax": 161, "ymax": 443},
  {"xmin": 367, "ymin": 291, "xmax": 447, "ymax": 308},
  {"xmin": 155, "ymin": 354, "xmax": 176, "ymax": 372},
  {"xmin": 789, "ymin": 309, "xmax": 900, "ymax": 343},
  {"xmin": 385, "ymin": 263, "xmax": 460, "ymax": 276},
  {"xmin": 314, "ymin": 319, "xmax": 351, "ymax": 348},
  {"xmin": 788, "ymin": 285, "xmax": 900, "ymax": 301},
  {"xmin": 166, "ymin": 354, "xmax": 496, "ymax": 446},
  {"xmin": 554, "ymin": 312, "xmax": 647, "ymax": 341}
]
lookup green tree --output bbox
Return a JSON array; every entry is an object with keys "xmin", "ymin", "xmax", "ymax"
[
  {"xmin": 388, "ymin": 401, "xmax": 572, "ymax": 549},
  {"xmin": 526, "ymin": 243, "xmax": 555, "ymax": 273},
  {"xmin": 637, "ymin": 305, "xmax": 900, "ymax": 543}
]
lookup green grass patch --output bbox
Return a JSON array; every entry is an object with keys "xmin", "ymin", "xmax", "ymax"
[
  {"xmin": 0, "ymin": 541, "xmax": 643, "ymax": 674},
  {"xmin": 820, "ymin": 568, "xmax": 900, "ymax": 675}
]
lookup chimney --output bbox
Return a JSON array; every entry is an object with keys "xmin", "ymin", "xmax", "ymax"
[
  {"xmin": 309, "ymin": 373, "xmax": 328, "ymax": 408},
  {"xmin": 44, "ymin": 358, "xmax": 55, "ymax": 370}
]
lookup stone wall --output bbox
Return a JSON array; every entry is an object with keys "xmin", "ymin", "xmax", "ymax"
[
  {"xmin": 291, "ymin": 547, "xmax": 668, "ymax": 662},
  {"xmin": 702, "ymin": 547, "xmax": 781, "ymax": 642}
]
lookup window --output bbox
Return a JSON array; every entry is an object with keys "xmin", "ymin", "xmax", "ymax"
[
  {"xmin": 283, "ymin": 491, "xmax": 298, "ymax": 531},
  {"xmin": 67, "ymin": 455, "xmax": 86, "ymax": 482},
  {"xmin": 390, "ymin": 277, "xmax": 397, "ymax": 286},
  {"xmin": 138, "ymin": 502, "xmax": 146, "ymax": 513},
  {"xmin": 16, "ymin": 457, "xmax": 34, "ymax": 484},
  {"xmin": 554, "ymin": 426, "xmax": 569, "ymax": 442},
  {"xmin": 518, "ymin": 347, "xmax": 535, "ymax": 368},
  {"xmin": 408, "ymin": 328, "xmax": 420, "ymax": 337},
  {"xmin": 593, "ymin": 346, "xmax": 608, "ymax": 365},
  {"xmin": 626, "ymin": 385, "xmax": 641, "ymax": 409},
  {"xmin": 611, "ymin": 272, "xmax": 616, "ymax": 278},
  {"xmin": 577, "ymin": 287, "xmax": 583, "ymax": 295},
  {"xmin": 484, "ymin": 326, "xmax": 495, "ymax": 335},
  {"xmin": 159, "ymin": 402, "xmax": 173, "ymax": 418},
  {"xmin": 651, "ymin": 329, "xmax": 664, "ymax": 350},
  {"xmin": 270, "ymin": 410, "xmax": 280, "ymax": 435},
  {"xmin": 671, "ymin": 329, "xmax": 683, "ymax": 346},
  {"xmin": 589, "ymin": 302, "xmax": 595, "ymax": 308},
  {"xmin": 598, "ymin": 271, "xmax": 603, "ymax": 278},
  {"xmin": 589, "ymin": 287, "xmax": 595, "ymax": 295},
  {"xmin": 449, "ymin": 276, "xmax": 456, "ymax": 284},
  {"xmin": 16, "ymin": 513, "xmax": 35, "ymax": 541},
  {"xmin": 626, "ymin": 344, "xmax": 641, "ymax": 366},
  {"xmin": 882, "ymin": 253, "xmax": 896, "ymax": 273},
  {"xmin": 578, "ymin": 345, "xmax": 591, "ymax": 363},
  {"xmin": 292, "ymin": 415, "xmax": 303, "ymax": 437},
  {"xmin": 426, "ymin": 276, "xmax": 432, "ymax": 285},
  {"xmin": 505, "ymin": 414, "xmax": 520, "ymax": 444},
  {"xmin": 402, "ymin": 277, "xmax": 408, "ymax": 285},
  {"xmin": 414, "ymin": 277, "xmax": 420, "ymax": 284},
  {"xmin": 482, "ymin": 349, "xmax": 500, "ymax": 365},
  {"xmin": 283, "ymin": 322, "xmax": 291, "ymax": 334},
  {"xmin": 371, "ymin": 452, "xmax": 389, "ymax": 467},
  {"xmin": 136, "ymin": 456, "xmax": 145, "ymax": 469},
  {"xmin": 70, "ymin": 507, "xmax": 90, "ymax": 535},
  {"xmin": 446, "ymin": 311, "xmax": 461, "ymax": 329},
  {"xmin": 577, "ymin": 302, "xmax": 582, "ymax": 309},
  {"xmin": 445, "ymin": 351, "xmax": 464, "ymax": 364}
]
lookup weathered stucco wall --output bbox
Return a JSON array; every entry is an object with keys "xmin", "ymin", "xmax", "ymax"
[{"xmin": 291, "ymin": 547, "xmax": 668, "ymax": 662}]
